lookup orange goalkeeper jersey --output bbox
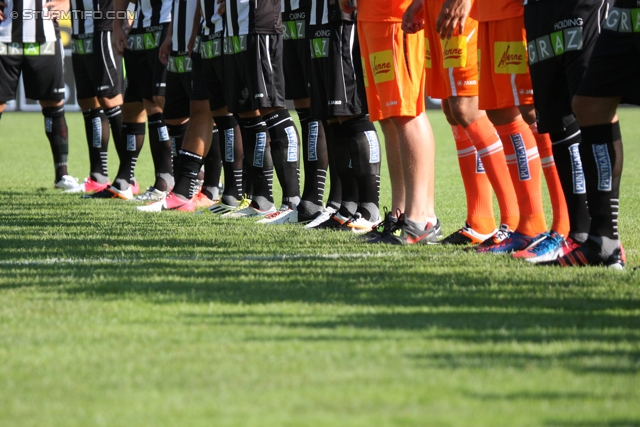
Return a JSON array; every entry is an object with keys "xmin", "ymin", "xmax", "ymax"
[
  {"xmin": 473, "ymin": 0, "xmax": 523, "ymax": 22},
  {"xmin": 356, "ymin": 0, "xmax": 414, "ymax": 22}
]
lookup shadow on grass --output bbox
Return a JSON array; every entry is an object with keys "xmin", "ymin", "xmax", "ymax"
[
  {"xmin": 545, "ymin": 421, "xmax": 640, "ymax": 427},
  {"xmin": 2, "ymin": 199, "xmax": 640, "ymax": 380}
]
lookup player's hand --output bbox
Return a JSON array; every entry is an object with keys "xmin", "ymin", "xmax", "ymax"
[
  {"xmin": 339, "ymin": 0, "xmax": 356, "ymax": 14},
  {"xmin": 159, "ymin": 36, "xmax": 171, "ymax": 66},
  {"xmin": 436, "ymin": 0, "xmax": 470, "ymax": 39},
  {"xmin": 112, "ymin": 25, "xmax": 129, "ymax": 56},
  {"xmin": 216, "ymin": 0, "xmax": 225, "ymax": 16},
  {"xmin": 0, "ymin": 2, "xmax": 7, "ymax": 22},
  {"xmin": 44, "ymin": 0, "xmax": 69, "ymax": 21},
  {"xmin": 402, "ymin": 0, "xmax": 425, "ymax": 34}
]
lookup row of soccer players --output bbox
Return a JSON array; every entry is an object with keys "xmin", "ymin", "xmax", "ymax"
[{"xmin": 0, "ymin": 0, "xmax": 637, "ymax": 268}]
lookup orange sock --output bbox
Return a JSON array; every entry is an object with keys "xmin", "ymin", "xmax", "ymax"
[
  {"xmin": 452, "ymin": 125, "xmax": 495, "ymax": 234},
  {"xmin": 530, "ymin": 123, "xmax": 570, "ymax": 237},
  {"xmin": 464, "ymin": 115, "xmax": 519, "ymax": 231},
  {"xmin": 494, "ymin": 119, "xmax": 547, "ymax": 237}
]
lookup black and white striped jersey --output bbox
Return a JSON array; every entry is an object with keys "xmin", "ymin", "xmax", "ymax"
[
  {"xmin": 0, "ymin": 0, "xmax": 59, "ymax": 43},
  {"xmin": 281, "ymin": 0, "xmax": 310, "ymax": 13},
  {"xmin": 200, "ymin": 0, "xmax": 223, "ymax": 35},
  {"xmin": 171, "ymin": 0, "xmax": 196, "ymax": 50},
  {"xmin": 225, "ymin": 0, "xmax": 281, "ymax": 36},
  {"xmin": 70, "ymin": 0, "xmax": 114, "ymax": 35},
  {"xmin": 309, "ymin": 0, "xmax": 352, "ymax": 25},
  {"xmin": 132, "ymin": 0, "xmax": 172, "ymax": 31}
]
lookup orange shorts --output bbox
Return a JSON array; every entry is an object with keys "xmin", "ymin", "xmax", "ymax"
[
  {"xmin": 357, "ymin": 21, "xmax": 426, "ymax": 121},
  {"xmin": 424, "ymin": 0, "xmax": 479, "ymax": 99},
  {"xmin": 477, "ymin": 14, "xmax": 534, "ymax": 110}
]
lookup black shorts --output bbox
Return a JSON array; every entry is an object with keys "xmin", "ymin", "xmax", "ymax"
[
  {"xmin": 0, "ymin": 39, "xmax": 65, "ymax": 102},
  {"xmin": 309, "ymin": 20, "xmax": 366, "ymax": 119},
  {"xmin": 164, "ymin": 51, "xmax": 192, "ymax": 120},
  {"xmin": 524, "ymin": 0, "xmax": 610, "ymax": 133},
  {"xmin": 72, "ymin": 31, "xmax": 124, "ymax": 100},
  {"xmin": 576, "ymin": 3, "xmax": 640, "ymax": 105},
  {"xmin": 283, "ymin": 7, "xmax": 311, "ymax": 100},
  {"xmin": 123, "ymin": 24, "xmax": 168, "ymax": 102},
  {"xmin": 223, "ymin": 33, "xmax": 286, "ymax": 114},
  {"xmin": 197, "ymin": 32, "xmax": 227, "ymax": 111}
]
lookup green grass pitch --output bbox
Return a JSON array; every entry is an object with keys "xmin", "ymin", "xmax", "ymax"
[{"xmin": 0, "ymin": 109, "xmax": 639, "ymax": 426}]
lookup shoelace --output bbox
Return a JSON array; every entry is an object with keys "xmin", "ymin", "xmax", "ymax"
[
  {"xmin": 493, "ymin": 228, "xmax": 511, "ymax": 243},
  {"xmin": 232, "ymin": 196, "xmax": 251, "ymax": 212},
  {"xmin": 527, "ymin": 233, "xmax": 560, "ymax": 255}
]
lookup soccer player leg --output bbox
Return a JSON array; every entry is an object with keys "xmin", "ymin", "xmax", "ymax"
[
  {"xmin": 214, "ymin": 115, "xmax": 244, "ymax": 206},
  {"xmin": 81, "ymin": 107, "xmax": 110, "ymax": 184},
  {"xmin": 264, "ymin": 109, "xmax": 301, "ymax": 208},
  {"xmin": 115, "ymin": 120, "xmax": 145, "ymax": 192},
  {"xmin": 239, "ymin": 114, "xmax": 275, "ymax": 211},
  {"xmin": 42, "ymin": 103, "xmax": 71, "ymax": 185},
  {"xmin": 202, "ymin": 127, "xmax": 223, "ymax": 202},
  {"xmin": 342, "ymin": 115, "xmax": 381, "ymax": 225},
  {"xmin": 297, "ymin": 108, "xmax": 328, "ymax": 219},
  {"xmin": 23, "ymin": 43, "xmax": 72, "ymax": 185}
]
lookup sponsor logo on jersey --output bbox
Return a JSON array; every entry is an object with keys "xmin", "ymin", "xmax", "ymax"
[
  {"xmin": 328, "ymin": 100, "xmax": 342, "ymax": 105},
  {"xmin": 285, "ymin": 126, "xmax": 299, "ymax": 162},
  {"xmin": 370, "ymin": 50, "xmax": 394, "ymax": 84},
  {"xmin": 424, "ymin": 37, "xmax": 432, "ymax": 69},
  {"xmin": 312, "ymin": 37, "xmax": 329, "ymax": 58},
  {"xmin": 494, "ymin": 42, "xmax": 527, "ymax": 74},
  {"xmin": 253, "ymin": 132, "xmax": 267, "ymax": 167},
  {"xmin": 365, "ymin": 131, "xmax": 380, "ymax": 163},
  {"xmin": 224, "ymin": 129, "xmax": 234, "ymax": 163},
  {"xmin": 283, "ymin": 19, "xmax": 305, "ymax": 40},
  {"xmin": 92, "ymin": 117, "xmax": 102, "ymax": 148},
  {"xmin": 441, "ymin": 36, "xmax": 467, "ymax": 68},
  {"xmin": 510, "ymin": 133, "xmax": 531, "ymax": 181},
  {"xmin": 307, "ymin": 121, "xmax": 318, "ymax": 161},
  {"xmin": 593, "ymin": 144, "xmax": 612, "ymax": 191},
  {"xmin": 529, "ymin": 27, "xmax": 584, "ymax": 64},
  {"xmin": 604, "ymin": 7, "xmax": 637, "ymax": 32},
  {"xmin": 386, "ymin": 100, "xmax": 398, "ymax": 106}
]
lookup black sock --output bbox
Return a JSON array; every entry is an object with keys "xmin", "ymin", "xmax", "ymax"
[
  {"xmin": 325, "ymin": 121, "xmax": 342, "ymax": 211},
  {"xmin": 550, "ymin": 120, "xmax": 590, "ymax": 243},
  {"xmin": 330, "ymin": 121, "xmax": 358, "ymax": 217},
  {"xmin": 341, "ymin": 115, "xmax": 381, "ymax": 221},
  {"xmin": 214, "ymin": 115, "xmax": 244, "ymax": 204},
  {"xmin": 82, "ymin": 109, "xmax": 110, "ymax": 183},
  {"xmin": 298, "ymin": 108, "xmax": 328, "ymax": 216},
  {"xmin": 42, "ymin": 106, "xmax": 69, "ymax": 181},
  {"xmin": 115, "ymin": 122, "xmax": 145, "ymax": 190},
  {"xmin": 239, "ymin": 115, "xmax": 274, "ymax": 209},
  {"xmin": 173, "ymin": 149, "xmax": 204, "ymax": 199},
  {"xmin": 202, "ymin": 127, "xmax": 223, "ymax": 200},
  {"xmin": 579, "ymin": 121, "xmax": 623, "ymax": 255},
  {"xmin": 167, "ymin": 122, "xmax": 189, "ymax": 177},
  {"xmin": 105, "ymin": 106, "xmax": 123, "ymax": 180},
  {"xmin": 147, "ymin": 112, "xmax": 174, "ymax": 191},
  {"xmin": 264, "ymin": 109, "xmax": 301, "ymax": 207}
]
